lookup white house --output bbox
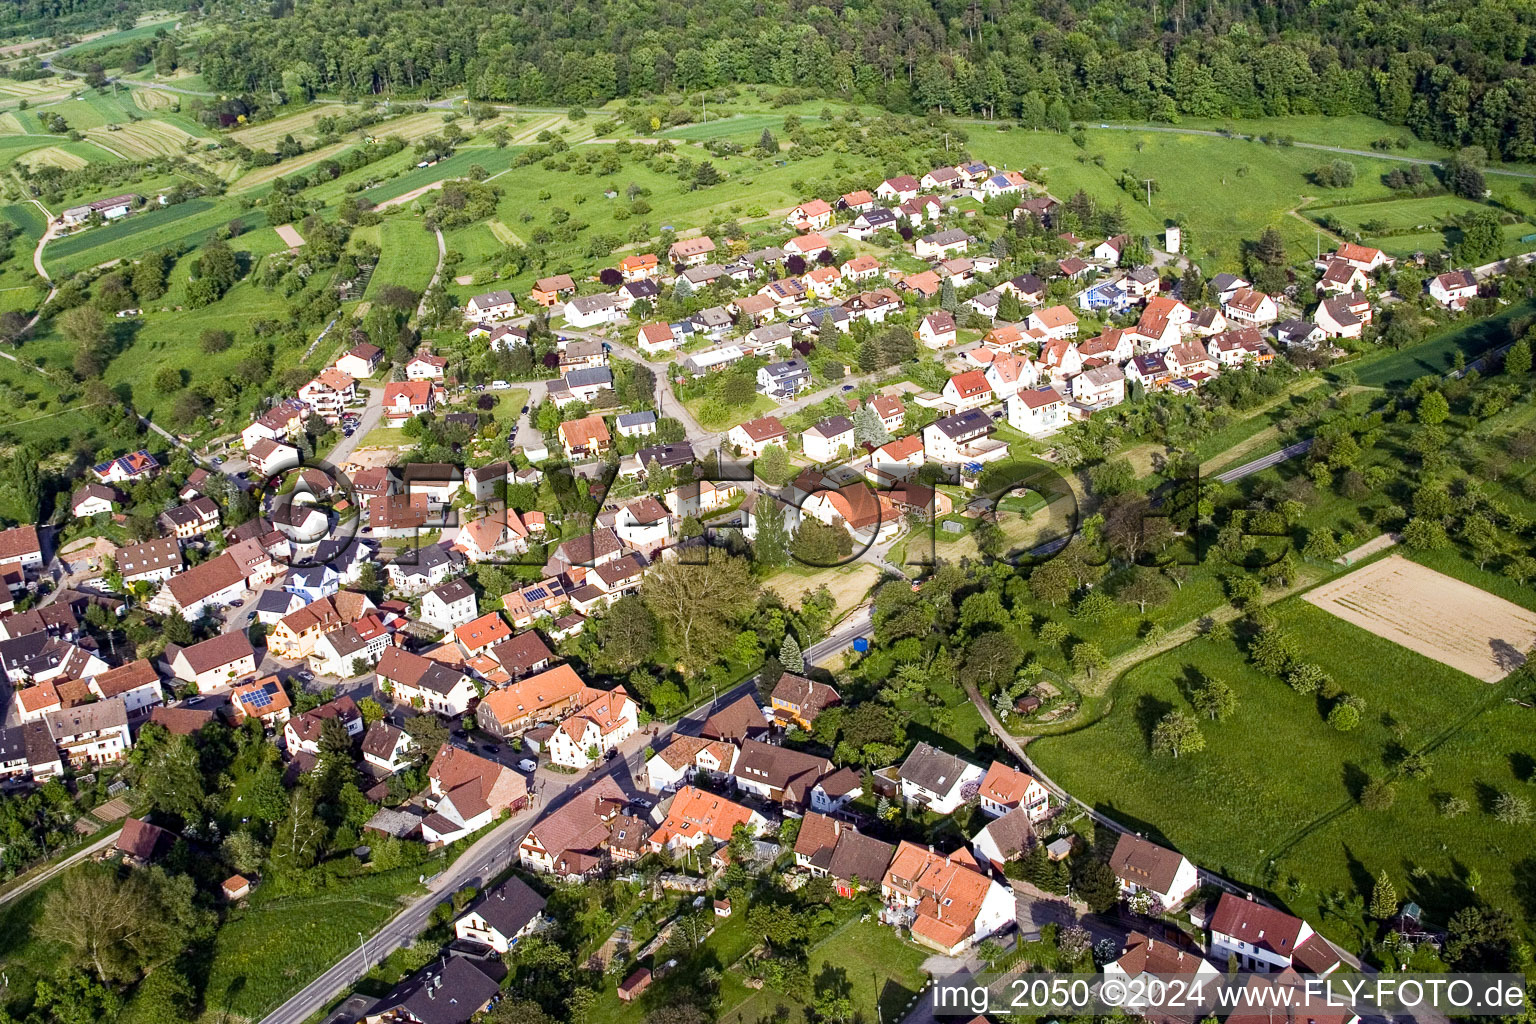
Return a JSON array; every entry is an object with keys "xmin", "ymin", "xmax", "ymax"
[
  {"xmin": 802, "ymin": 416, "xmax": 856, "ymax": 463},
  {"xmin": 1429, "ymin": 269, "xmax": 1478, "ymax": 310},
  {"xmin": 1223, "ymin": 288, "xmax": 1278, "ymax": 326},
  {"xmin": 1027, "ymin": 305, "xmax": 1079, "ymax": 340},
  {"xmin": 454, "ymin": 877, "xmax": 547, "ymax": 954},
  {"xmin": 977, "ymin": 761, "xmax": 1050, "ymax": 820},
  {"xmin": 546, "ymin": 686, "xmax": 639, "ymax": 768},
  {"xmin": 895, "ymin": 741, "xmax": 985, "ymax": 814},
  {"xmin": 169, "ymin": 632, "xmax": 257, "ymax": 693},
  {"xmin": 1103, "ymin": 932, "xmax": 1221, "ymax": 1005},
  {"xmin": 1008, "ymin": 387, "xmax": 1068, "ymax": 436},
  {"xmin": 563, "ymin": 293, "xmax": 622, "ymax": 328},
  {"xmin": 1205, "ymin": 892, "xmax": 1339, "ymax": 974},
  {"xmin": 465, "ymin": 290, "xmax": 518, "ymax": 320},
  {"xmin": 645, "ymin": 734, "xmax": 739, "ymax": 793},
  {"xmin": 420, "ymin": 579, "xmax": 478, "ymax": 633},
  {"xmin": 1109, "ymin": 833, "xmax": 1200, "ymax": 909}
]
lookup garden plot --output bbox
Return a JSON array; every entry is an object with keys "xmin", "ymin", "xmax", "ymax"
[{"xmin": 1302, "ymin": 554, "xmax": 1536, "ymax": 681}]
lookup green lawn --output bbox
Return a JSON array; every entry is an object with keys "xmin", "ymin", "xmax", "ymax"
[
  {"xmin": 1028, "ymin": 562, "xmax": 1536, "ymax": 949},
  {"xmin": 355, "ymin": 145, "xmax": 527, "ymax": 207},
  {"xmin": 1348, "ymin": 298, "xmax": 1536, "ymax": 388},
  {"xmin": 363, "ymin": 215, "xmax": 440, "ymax": 300},
  {"xmin": 202, "ymin": 866, "xmax": 431, "ymax": 1020},
  {"xmin": 683, "ymin": 393, "xmax": 777, "ymax": 431}
]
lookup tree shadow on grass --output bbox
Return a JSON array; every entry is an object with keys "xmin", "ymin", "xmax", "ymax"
[{"xmin": 1133, "ymin": 693, "xmax": 1174, "ymax": 752}]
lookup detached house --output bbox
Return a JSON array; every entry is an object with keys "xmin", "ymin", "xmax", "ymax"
[
  {"xmin": 547, "ymin": 685, "xmax": 639, "ymax": 768},
  {"xmin": 1008, "ymin": 386, "xmax": 1069, "ymax": 436},
  {"xmin": 0, "ymin": 526, "xmax": 43, "ymax": 572},
  {"xmin": 381, "ymin": 381, "xmax": 436, "ymax": 422},
  {"xmin": 1028, "ymin": 305, "xmax": 1079, "ymax": 340},
  {"xmin": 1315, "ymin": 295, "xmax": 1365, "ymax": 339},
  {"xmin": 923, "ymin": 409, "xmax": 1002, "ymax": 464},
  {"xmin": 942, "ymin": 370, "xmax": 993, "ymax": 412},
  {"xmin": 896, "ymin": 741, "xmax": 985, "ymax": 814},
  {"xmin": 919, "ymin": 311, "xmax": 957, "ymax": 348},
  {"xmin": 646, "ymin": 734, "xmax": 739, "ymax": 792},
  {"xmin": 794, "ymin": 813, "xmax": 895, "ymax": 897},
  {"xmin": 336, "ymin": 342, "xmax": 384, "ymax": 378},
  {"xmin": 802, "ymin": 416, "xmax": 855, "ymax": 463},
  {"xmin": 881, "ymin": 842, "xmax": 1015, "ymax": 954},
  {"xmin": 1429, "ymin": 269, "xmax": 1478, "ymax": 310},
  {"xmin": 728, "ymin": 416, "xmax": 788, "ymax": 458},
  {"xmin": 756, "ymin": 358, "xmax": 811, "ymax": 399},
  {"xmin": 978, "ymin": 760, "xmax": 1050, "ymax": 820},
  {"xmin": 454, "ymin": 877, "xmax": 547, "ymax": 954},
  {"xmin": 770, "ymin": 672, "xmax": 840, "ymax": 730},
  {"xmin": 423, "ymin": 744, "xmax": 528, "ymax": 844},
  {"xmin": 563, "ymin": 293, "xmax": 622, "ymax": 328},
  {"xmin": 648, "ymin": 785, "xmax": 766, "ymax": 853},
  {"xmin": 915, "ymin": 228, "xmax": 970, "ymax": 260},
  {"xmin": 465, "ymin": 290, "xmax": 518, "ymax": 320},
  {"xmin": 668, "ymin": 236, "xmax": 716, "ymax": 267},
  {"xmin": 361, "ymin": 722, "xmax": 415, "ymax": 774},
  {"xmin": 557, "ymin": 415, "xmax": 611, "ymax": 459},
  {"xmin": 1223, "ymin": 287, "xmax": 1278, "ymax": 326},
  {"xmin": 787, "ymin": 199, "xmax": 833, "ymax": 231},
  {"xmin": 1204, "ymin": 891, "xmax": 1340, "ymax": 974},
  {"xmin": 283, "ymin": 695, "xmax": 365, "ymax": 755},
  {"xmin": 476, "ymin": 663, "xmax": 586, "ymax": 739},
  {"xmin": 877, "ymin": 176, "xmax": 921, "ymax": 203},
  {"xmin": 168, "ymin": 631, "xmax": 256, "ymax": 693},
  {"xmin": 1109, "ymin": 833, "xmax": 1199, "ymax": 908}
]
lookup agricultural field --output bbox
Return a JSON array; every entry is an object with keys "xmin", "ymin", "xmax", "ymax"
[
  {"xmin": 1302, "ymin": 555, "xmax": 1536, "ymax": 681},
  {"xmin": 1028, "ymin": 547, "xmax": 1536, "ymax": 949},
  {"xmin": 229, "ymin": 105, "xmax": 336, "ymax": 149},
  {"xmin": 360, "ymin": 214, "xmax": 440, "ymax": 301},
  {"xmin": 43, "ymin": 198, "xmax": 270, "ymax": 276}
]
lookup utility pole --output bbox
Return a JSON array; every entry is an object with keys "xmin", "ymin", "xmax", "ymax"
[{"xmin": 1142, "ymin": 179, "xmax": 1155, "ymax": 208}]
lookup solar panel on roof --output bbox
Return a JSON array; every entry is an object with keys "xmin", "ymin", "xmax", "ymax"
[
  {"xmin": 524, "ymin": 587, "xmax": 547, "ymax": 601},
  {"xmin": 246, "ymin": 689, "xmax": 273, "ymax": 709}
]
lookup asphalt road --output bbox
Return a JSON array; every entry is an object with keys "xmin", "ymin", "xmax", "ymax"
[
  {"xmin": 256, "ymin": 676, "xmax": 762, "ymax": 1024},
  {"xmin": 804, "ymin": 603, "xmax": 873, "ymax": 666},
  {"xmin": 1212, "ymin": 438, "xmax": 1314, "ymax": 483},
  {"xmin": 0, "ymin": 824, "xmax": 125, "ymax": 910}
]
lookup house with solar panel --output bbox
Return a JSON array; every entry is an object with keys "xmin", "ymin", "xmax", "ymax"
[{"xmin": 231, "ymin": 675, "xmax": 293, "ymax": 728}]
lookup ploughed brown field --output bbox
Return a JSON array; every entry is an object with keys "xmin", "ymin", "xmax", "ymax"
[{"xmin": 1302, "ymin": 554, "xmax": 1536, "ymax": 682}]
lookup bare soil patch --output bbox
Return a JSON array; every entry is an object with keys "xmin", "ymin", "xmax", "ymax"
[
  {"xmin": 274, "ymin": 223, "xmax": 305, "ymax": 248},
  {"xmin": 1302, "ymin": 554, "xmax": 1536, "ymax": 681}
]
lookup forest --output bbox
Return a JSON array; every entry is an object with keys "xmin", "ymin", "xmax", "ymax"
[{"xmin": 180, "ymin": 0, "xmax": 1536, "ymax": 160}]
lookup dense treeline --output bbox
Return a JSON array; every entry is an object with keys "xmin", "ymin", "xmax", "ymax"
[
  {"xmin": 194, "ymin": 0, "xmax": 1536, "ymax": 159},
  {"xmin": 0, "ymin": 0, "xmax": 166, "ymax": 37}
]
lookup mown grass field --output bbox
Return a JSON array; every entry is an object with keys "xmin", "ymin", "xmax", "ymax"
[
  {"xmin": 1028, "ymin": 547, "xmax": 1536, "ymax": 949},
  {"xmin": 361, "ymin": 215, "xmax": 439, "ymax": 299},
  {"xmin": 1349, "ymin": 298, "xmax": 1536, "ymax": 388}
]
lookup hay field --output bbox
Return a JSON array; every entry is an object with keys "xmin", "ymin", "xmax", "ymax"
[
  {"xmin": 83, "ymin": 119, "xmax": 197, "ymax": 159},
  {"xmin": 130, "ymin": 88, "xmax": 178, "ymax": 112},
  {"xmin": 1302, "ymin": 554, "xmax": 1536, "ymax": 681},
  {"xmin": 229, "ymin": 106, "xmax": 332, "ymax": 148},
  {"xmin": 16, "ymin": 146, "xmax": 88, "ymax": 171}
]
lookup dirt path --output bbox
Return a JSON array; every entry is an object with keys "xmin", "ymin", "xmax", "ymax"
[
  {"xmin": 1287, "ymin": 198, "xmax": 1345, "ymax": 245},
  {"xmin": 373, "ymin": 180, "xmax": 444, "ymax": 210}
]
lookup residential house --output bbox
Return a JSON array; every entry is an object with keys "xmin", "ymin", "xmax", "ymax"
[
  {"xmin": 160, "ymin": 551, "xmax": 247, "ymax": 618},
  {"xmin": 699, "ymin": 693, "xmax": 770, "ymax": 744},
  {"xmin": 1189, "ymin": 306, "xmax": 1228, "ymax": 336},
  {"xmin": 547, "ymin": 685, "xmax": 639, "ymax": 768},
  {"xmin": 1103, "ymin": 932, "xmax": 1222, "ymax": 1002},
  {"xmin": 1316, "ymin": 257, "xmax": 1369, "ymax": 295},
  {"xmin": 487, "ymin": 324, "xmax": 529, "ymax": 351},
  {"xmin": 89, "ymin": 659, "xmax": 163, "ymax": 721},
  {"xmin": 794, "ymin": 813, "xmax": 895, "ymax": 897},
  {"xmin": 770, "ymin": 672, "xmax": 840, "ymax": 730},
  {"xmin": 733, "ymin": 738, "xmax": 834, "ymax": 808},
  {"xmin": 240, "ymin": 401, "xmax": 306, "ymax": 451},
  {"xmin": 93, "ymin": 449, "xmax": 161, "ymax": 484},
  {"xmin": 865, "ymin": 434, "xmax": 926, "ymax": 484},
  {"xmin": 943, "ymin": 370, "xmax": 994, "ymax": 412},
  {"xmin": 1058, "ymin": 256, "xmax": 1092, "ymax": 281},
  {"xmin": 405, "ymin": 353, "xmax": 447, "ymax": 381},
  {"xmin": 876, "ymin": 176, "xmax": 921, "ymax": 203},
  {"xmin": 381, "ymin": 381, "xmax": 436, "ymax": 422},
  {"xmin": 118, "ymin": 537, "xmax": 182, "ymax": 584},
  {"xmin": 454, "ymin": 877, "xmax": 547, "ymax": 953},
  {"xmin": 336, "ymin": 343, "xmax": 384, "ymax": 378},
  {"xmin": 847, "ymin": 207, "xmax": 897, "ymax": 240},
  {"xmin": 923, "ymin": 408, "xmax": 1002, "ymax": 464},
  {"xmin": 1205, "ymin": 891, "xmax": 1340, "ymax": 974},
  {"xmin": 1315, "ymin": 295, "xmax": 1365, "ymax": 339},
  {"xmin": 297, "ymin": 368, "xmax": 357, "ymax": 424},
  {"xmin": 971, "ymin": 808, "xmax": 1035, "ymax": 874},
  {"xmin": 230, "ymin": 676, "xmax": 293, "ymax": 728},
  {"xmin": 362, "ymin": 722, "xmax": 415, "ymax": 774},
  {"xmin": 881, "ymin": 841, "xmax": 1015, "ymax": 954},
  {"xmin": 0, "ymin": 526, "xmax": 42, "ymax": 572},
  {"xmin": 70, "ymin": 484, "xmax": 117, "ymax": 518},
  {"xmin": 619, "ymin": 254, "xmax": 660, "ymax": 282},
  {"xmin": 918, "ymin": 311, "xmax": 957, "ymax": 349},
  {"xmin": 839, "ymin": 190, "xmax": 876, "ymax": 212},
  {"xmin": 977, "ymin": 761, "xmax": 1049, "ymax": 820},
  {"xmin": 159, "ymin": 497, "xmax": 220, "ymax": 540},
  {"xmin": 1165, "ymin": 339, "xmax": 1217, "ymax": 380},
  {"xmin": 476, "ymin": 663, "xmax": 586, "ymax": 739},
  {"xmin": 1109, "ymin": 833, "xmax": 1200, "ymax": 908},
  {"xmin": 648, "ymin": 785, "xmax": 766, "ymax": 853},
  {"xmin": 168, "ymin": 631, "xmax": 256, "ymax": 692},
  {"xmin": 465, "ymin": 290, "xmax": 518, "ymax": 319},
  {"xmin": 283, "ymin": 695, "xmax": 364, "ymax": 754},
  {"xmin": 456, "ymin": 508, "xmax": 532, "ymax": 562},
  {"xmin": 802, "ymin": 415, "xmax": 855, "ymax": 463},
  {"xmin": 557, "ymin": 415, "xmax": 612, "ymax": 459},
  {"xmin": 1331, "ymin": 242, "xmax": 1391, "ymax": 273},
  {"xmin": 1078, "ymin": 328, "xmax": 1134, "ymax": 366},
  {"xmin": 1008, "ymin": 386, "xmax": 1069, "ymax": 436},
  {"xmin": 896, "ymin": 741, "xmax": 985, "ymax": 813},
  {"xmin": 915, "ymin": 228, "xmax": 970, "ymax": 260},
  {"xmin": 246, "ymin": 438, "xmax": 299, "ymax": 478},
  {"xmin": 757, "ymin": 358, "xmax": 811, "ymax": 399},
  {"xmin": 1028, "ymin": 305, "xmax": 1079, "ymax": 340},
  {"xmin": 0, "ymin": 721, "xmax": 63, "ymax": 788},
  {"xmin": 558, "ymin": 339, "xmax": 607, "ymax": 372},
  {"xmin": 1223, "ymin": 287, "xmax": 1278, "ymax": 326},
  {"xmin": 1429, "ymin": 270, "xmax": 1479, "ymax": 310},
  {"xmin": 519, "ymin": 775, "xmax": 626, "ymax": 876},
  {"xmin": 667, "ymin": 236, "xmax": 716, "ymax": 267},
  {"xmin": 308, "ymin": 615, "xmax": 391, "ymax": 678},
  {"xmin": 563, "ymin": 293, "xmax": 622, "ymax": 328},
  {"xmin": 637, "ymin": 322, "xmax": 681, "ymax": 356},
  {"xmin": 1271, "ymin": 319, "xmax": 1325, "ymax": 349},
  {"xmin": 611, "ymin": 496, "xmax": 672, "ymax": 552},
  {"xmin": 423, "ymin": 744, "xmax": 529, "ymax": 843},
  {"xmin": 500, "ymin": 577, "xmax": 568, "ymax": 628},
  {"xmin": 727, "ymin": 416, "xmax": 789, "ymax": 458},
  {"xmin": 1210, "ymin": 273, "xmax": 1251, "ymax": 305},
  {"xmin": 1094, "ymin": 234, "xmax": 1129, "ymax": 264},
  {"xmin": 787, "ymin": 199, "xmax": 833, "ymax": 231},
  {"xmin": 46, "ymin": 699, "xmax": 132, "ymax": 768},
  {"xmin": 455, "ymin": 611, "xmax": 512, "ymax": 658},
  {"xmin": 646, "ymin": 735, "xmax": 739, "ymax": 792},
  {"xmin": 365, "ymin": 956, "xmax": 505, "ymax": 1024},
  {"xmin": 801, "ymin": 483, "xmax": 901, "ymax": 543},
  {"xmin": 378, "ymin": 647, "xmax": 477, "ymax": 717}
]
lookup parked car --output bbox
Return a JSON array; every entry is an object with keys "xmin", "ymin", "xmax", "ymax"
[
  {"xmin": 841, "ymin": 384, "xmax": 855, "ymax": 392},
  {"xmin": 518, "ymin": 758, "xmax": 537, "ymax": 772},
  {"xmin": 491, "ymin": 380, "xmax": 511, "ymax": 390},
  {"xmin": 482, "ymin": 744, "xmax": 500, "ymax": 754}
]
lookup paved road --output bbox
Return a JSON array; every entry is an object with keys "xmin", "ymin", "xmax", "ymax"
[
  {"xmin": 326, "ymin": 385, "xmax": 385, "ymax": 470},
  {"xmin": 1212, "ymin": 438, "xmax": 1314, "ymax": 483},
  {"xmin": 0, "ymin": 824, "xmax": 124, "ymax": 909},
  {"xmin": 804, "ymin": 602, "xmax": 873, "ymax": 666},
  {"xmin": 258, "ymin": 676, "xmax": 758, "ymax": 1024}
]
